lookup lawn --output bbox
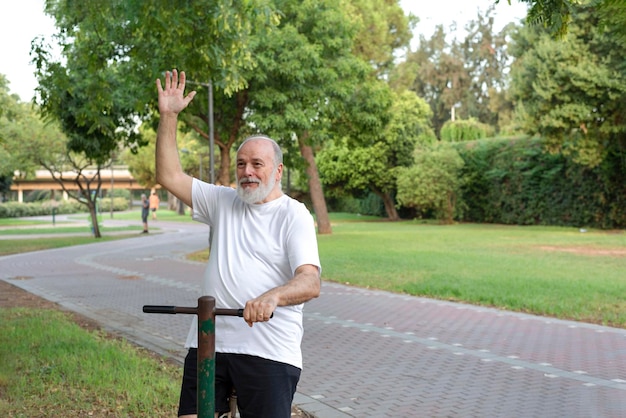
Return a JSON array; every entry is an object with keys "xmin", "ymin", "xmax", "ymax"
[
  {"xmin": 0, "ymin": 308, "xmax": 180, "ymax": 417},
  {"xmin": 317, "ymin": 220, "xmax": 626, "ymax": 327},
  {"xmin": 185, "ymin": 214, "xmax": 626, "ymax": 328}
]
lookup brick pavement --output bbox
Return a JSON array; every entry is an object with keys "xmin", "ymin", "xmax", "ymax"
[{"xmin": 1, "ymin": 220, "xmax": 625, "ymax": 417}]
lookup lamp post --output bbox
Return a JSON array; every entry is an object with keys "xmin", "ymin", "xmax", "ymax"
[{"xmin": 187, "ymin": 80, "xmax": 215, "ymax": 184}]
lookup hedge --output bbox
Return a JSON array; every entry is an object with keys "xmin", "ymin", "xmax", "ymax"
[
  {"xmin": 454, "ymin": 137, "xmax": 626, "ymax": 229},
  {"xmin": 0, "ymin": 197, "xmax": 130, "ymax": 219}
]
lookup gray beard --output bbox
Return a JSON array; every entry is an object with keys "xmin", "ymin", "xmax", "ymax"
[{"xmin": 236, "ymin": 172, "xmax": 277, "ymax": 204}]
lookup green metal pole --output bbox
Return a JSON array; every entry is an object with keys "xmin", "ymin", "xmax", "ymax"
[{"xmin": 197, "ymin": 296, "xmax": 216, "ymax": 418}]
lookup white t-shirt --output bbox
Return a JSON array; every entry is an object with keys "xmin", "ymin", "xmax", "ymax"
[{"xmin": 184, "ymin": 178, "xmax": 321, "ymax": 369}]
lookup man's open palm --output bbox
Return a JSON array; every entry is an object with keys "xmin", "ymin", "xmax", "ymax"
[{"xmin": 156, "ymin": 69, "xmax": 196, "ymax": 115}]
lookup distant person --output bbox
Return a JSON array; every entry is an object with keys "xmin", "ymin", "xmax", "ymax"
[
  {"xmin": 149, "ymin": 191, "xmax": 160, "ymax": 220},
  {"xmin": 141, "ymin": 193, "xmax": 149, "ymax": 233}
]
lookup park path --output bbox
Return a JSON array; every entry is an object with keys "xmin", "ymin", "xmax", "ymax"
[{"xmin": 1, "ymin": 218, "xmax": 625, "ymax": 417}]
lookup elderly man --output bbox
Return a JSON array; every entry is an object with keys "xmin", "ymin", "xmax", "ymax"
[{"xmin": 155, "ymin": 69, "xmax": 321, "ymax": 418}]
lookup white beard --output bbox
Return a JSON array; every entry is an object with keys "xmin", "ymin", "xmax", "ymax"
[{"xmin": 237, "ymin": 170, "xmax": 277, "ymax": 204}]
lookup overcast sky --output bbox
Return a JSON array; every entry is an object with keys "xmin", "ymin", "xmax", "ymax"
[{"xmin": 1, "ymin": 0, "xmax": 527, "ymax": 102}]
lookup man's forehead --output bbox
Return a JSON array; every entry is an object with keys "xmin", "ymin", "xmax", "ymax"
[{"xmin": 238, "ymin": 139, "xmax": 273, "ymax": 159}]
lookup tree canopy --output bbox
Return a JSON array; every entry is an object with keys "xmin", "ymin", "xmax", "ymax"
[{"xmin": 509, "ymin": 3, "xmax": 626, "ymax": 167}]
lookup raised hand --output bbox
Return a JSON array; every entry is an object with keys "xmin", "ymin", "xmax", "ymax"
[{"xmin": 156, "ymin": 69, "xmax": 196, "ymax": 115}]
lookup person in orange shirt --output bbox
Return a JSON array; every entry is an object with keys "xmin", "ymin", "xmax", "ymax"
[{"xmin": 149, "ymin": 191, "xmax": 160, "ymax": 220}]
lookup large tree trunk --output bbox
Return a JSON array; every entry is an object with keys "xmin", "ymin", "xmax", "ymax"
[
  {"xmin": 378, "ymin": 190, "xmax": 400, "ymax": 221},
  {"xmin": 298, "ymin": 135, "xmax": 332, "ymax": 234},
  {"xmin": 217, "ymin": 144, "xmax": 231, "ymax": 186},
  {"xmin": 368, "ymin": 183, "xmax": 400, "ymax": 221}
]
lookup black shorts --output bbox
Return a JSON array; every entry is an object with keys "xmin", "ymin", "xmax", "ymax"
[{"xmin": 178, "ymin": 348, "xmax": 301, "ymax": 417}]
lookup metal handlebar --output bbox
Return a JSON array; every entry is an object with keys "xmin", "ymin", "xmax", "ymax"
[
  {"xmin": 142, "ymin": 296, "xmax": 271, "ymax": 418},
  {"xmin": 143, "ymin": 305, "xmax": 243, "ymax": 317}
]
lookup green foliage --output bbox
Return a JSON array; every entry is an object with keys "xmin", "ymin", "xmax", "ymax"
[
  {"xmin": 440, "ymin": 118, "xmax": 494, "ymax": 142},
  {"xmin": 455, "ymin": 136, "xmax": 626, "ymax": 228},
  {"xmin": 393, "ymin": 6, "xmax": 517, "ymax": 137},
  {"xmin": 0, "ymin": 77, "xmax": 67, "ymax": 201},
  {"xmin": 317, "ymin": 89, "xmax": 434, "ymax": 220},
  {"xmin": 23, "ymin": 190, "xmax": 52, "ymax": 203},
  {"xmin": 348, "ymin": 0, "xmax": 414, "ymax": 77},
  {"xmin": 326, "ymin": 193, "xmax": 386, "ymax": 217},
  {"xmin": 248, "ymin": 0, "xmax": 373, "ymax": 145},
  {"xmin": 0, "ymin": 198, "xmax": 129, "ymax": 219},
  {"xmin": 509, "ymin": 4, "xmax": 626, "ymax": 167},
  {"xmin": 510, "ymin": 0, "xmax": 626, "ymax": 41},
  {"xmin": 515, "ymin": 0, "xmax": 573, "ymax": 38},
  {"xmin": 395, "ymin": 143, "xmax": 465, "ymax": 223},
  {"xmin": 108, "ymin": 188, "xmax": 130, "ymax": 199}
]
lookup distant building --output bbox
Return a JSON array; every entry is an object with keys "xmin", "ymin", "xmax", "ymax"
[{"xmin": 10, "ymin": 166, "xmax": 146, "ymax": 203}]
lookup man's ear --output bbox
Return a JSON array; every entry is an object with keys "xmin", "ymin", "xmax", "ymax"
[{"xmin": 276, "ymin": 163, "xmax": 284, "ymax": 181}]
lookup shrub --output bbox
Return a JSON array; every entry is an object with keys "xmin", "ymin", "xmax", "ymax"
[
  {"xmin": 440, "ymin": 118, "xmax": 494, "ymax": 142},
  {"xmin": 396, "ymin": 143, "xmax": 465, "ymax": 224},
  {"xmin": 454, "ymin": 137, "xmax": 626, "ymax": 229},
  {"xmin": 0, "ymin": 197, "xmax": 129, "ymax": 219}
]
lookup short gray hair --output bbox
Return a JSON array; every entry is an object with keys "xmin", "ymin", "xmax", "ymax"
[{"xmin": 238, "ymin": 135, "xmax": 283, "ymax": 167}]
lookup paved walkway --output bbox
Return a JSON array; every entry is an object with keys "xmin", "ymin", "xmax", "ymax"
[{"xmin": 1, "ymin": 219, "xmax": 625, "ymax": 417}]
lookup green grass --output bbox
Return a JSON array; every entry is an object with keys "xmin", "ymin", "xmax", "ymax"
[
  {"xmin": 0, "ymin": 225, "xmax": 143, "ymax": 235},
  {"xmin": 0, "ymin": 218, "xmax": 54, "ymax": 226},
  {"xmin": 0, "ymin": 209, "xmax": 197, "ymax": 255},
  {"xmin": 0, "ymin": 235, "xmax": 142, "ymax": 256},
  {"xmin": 0, "ymin": 308, "xmax": 179, "ymax": 417},
  {"xmin": 107, "ymin": 209, "xmax": 196, "ymax": 222},
  {"xmin": 318, "ymin": 218, "xmax": 626, "ymax": 327},
  {"xmin": 184, "ymin": 214, "xmax": 626, "ymax": 327}
]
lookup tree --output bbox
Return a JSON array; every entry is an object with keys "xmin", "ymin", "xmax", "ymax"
[
  {"xmin": 123, "ymin": 1, "xmax": 279, "ymax": 188},
  {"xmin": 2, "ymin": 96, "xmax": 108, "ymax": 230},
  {"xmin": 243, "ymin": 0, "xmax": 362, "ymax": 233},
  {"xmin": 33, "ymin": 5, "xmax": 146, "ymax": 237},
  {"xmin": 502, "ymin": 0, "xmax": 626, "ymax": 42},
  {"xmin": 393, "ymin": 7, "xmax": 518, "ymax": 137},
  {"xmin": 398, "ymin": 26, "xmax": 469, "ymax": 137},
  {"xmin": 496, "ymin": 0, "xmax": 626, "ymax": 45},
  {"xmin": 209, "ymin": 0, "xmax": 414, "ymax": 233},
  {"xmin": 509, "ymin": 4, "xmax": 626, "ymax": 167},
  {"xmin": 0, "ymin": 75, "xmax": 66, "ymax": 201},
  {"xmin": 396, "ymin": 143, "xmax": 465, "ymax": 224},
  {"xmin": 349, "ymin": 0, "xmax": 415, "ymax": 78},
  {"xmin": 29, "ymin": 0, "xmax": 276, "ymax": 235},
  {"xmin": 461, "ymin": 7, "xmax": 518, "ymax": 131},
  {"xmin": 317, "ymin": 89, "xmax": 435, "ymax": 220},
  {"xmin": 123, "ymin": 124, "xmax": 206, "ymax": 212},
  {"xmin": 237, "ymin": 0, "xmax": 413, "ymax": 233}
]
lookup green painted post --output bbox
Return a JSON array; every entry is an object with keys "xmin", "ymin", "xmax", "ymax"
[{"xmin": 197, "ymin": 296, "xmax": 216, "ymax": 418}]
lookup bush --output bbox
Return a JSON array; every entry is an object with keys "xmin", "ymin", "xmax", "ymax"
[
  {"xmin": 454, "ymin": 137, "xmax": 626, "ymax": 229},
  {"xmin": 326, "ymin": 193, "xmax": 385, "ymax": 217},
  {"xmin": 24, "ymin": 190, "xmax": 52, "ymax": 203},
  {"xmin": 396, "ymin": 144, "xmax": 465, "ymax": 224},
  {"xmin": 0, "ymin": 197, "xmax": 130, "ymax": 219},
  {"xmin": 97, "ymin": 197, "xmax": 131, "ymax": 211},
  {"xmin": 440, "ymin": 118, "xmax": 494, "ymax": 142}
]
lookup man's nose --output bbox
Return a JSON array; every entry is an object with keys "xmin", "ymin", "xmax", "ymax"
[{"xmin": 241, "ymin": 163, "xmax": 255, "ymax": 176}]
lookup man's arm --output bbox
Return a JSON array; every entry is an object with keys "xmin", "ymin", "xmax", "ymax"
[
  {"xmin": 155, "ymin": 69, "xmax": 196, "ymax": 207},
  {"xmin": 243, "ymin": 264, "xmax": 321, "ymax": 327}
]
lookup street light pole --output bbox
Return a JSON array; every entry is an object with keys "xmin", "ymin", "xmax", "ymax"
[
  {"xmin": 187, "ymin": 79, "xmax": 215, "ymax": 184},
  {"xmin": 208, "ymin": 81, "xmax": 215, "ymax": 184}
]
